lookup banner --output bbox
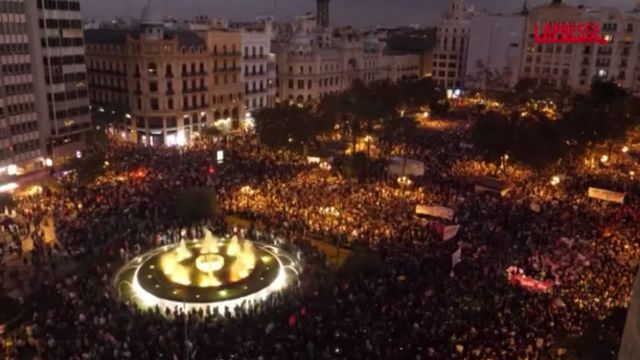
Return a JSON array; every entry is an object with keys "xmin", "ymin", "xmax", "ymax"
[
  {"xmin": 588, "ymin": 187, "xmax": 625, "ymax": 204},
  {"xmin": 452, "ymin": 247, "xmax": 462, "ymax": 268},
  {"xmin": 388, "ymin": 157, "xmax": 425, "ymax": 177},
  {"xmin": 506, "ymin": 266, "xmax": 553, "ymax": 293},
  {"xmin": 473, "ymin": 176, "xmax": 512, "ymax": 197},
  {"xmin": 530, "ymin": 202, "xmax": 541, "ymax": 213},
  {"xmin": 443, "ymin": 225, "xmax": 461, "ymax": 241},
  {"xmin": 416, "ymin": 205, "xmax": 455, "ymax": 221}
]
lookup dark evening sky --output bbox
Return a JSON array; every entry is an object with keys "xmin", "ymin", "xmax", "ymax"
[{"xmin": 82, "ymin": 0, "xmax": 638, "ymax": 26}]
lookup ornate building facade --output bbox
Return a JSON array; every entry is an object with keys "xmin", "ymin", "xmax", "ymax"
[
  {"xmin": 273, "ymin": 9, "xmax": 421, "ymax": 105},
  {"xmin": 85, "ymin": 0, "xmax": 244, "ymax": 146}
]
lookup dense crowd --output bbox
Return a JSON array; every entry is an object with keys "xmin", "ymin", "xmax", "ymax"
[{"xmin": 1, "ymin": 115, "xmax": 639, "ymax": 359}]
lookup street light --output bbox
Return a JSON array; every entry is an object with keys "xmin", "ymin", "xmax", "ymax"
[
  {"xmin": 397, "ymin": 176, "xmax": 412, "ymax": 188},
  {"xmin": 550, "ymin": 175, "xmax": 561, "ymax": 186},
  {"xmin": 600, "ymin": 154, "xmax": 609, "ymax": 164},
  {"xmin": 622, "ymin": 146, "xmax": 629, "ymax": 154},
  {"xmin": 500, "ymin": 154, "xmax": 509, "ymax": 172},
  {"xmin": 319, "ymin": 161, "xmax": 332, "ymax": 171}
]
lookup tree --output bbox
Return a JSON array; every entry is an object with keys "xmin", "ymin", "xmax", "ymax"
[
  {"xmin": 511, "ymin": 115, "xmax": 565, "ymax": 168},
  {"xmin": 254, "ymin": 105, "xmax": 325, "ymax": 154},
  {"xmin": 560, "ymin": 80, "xmax": 640, "ymax": 145},
  {"xmin": 472, "ymin": 111, "xmax": 514, "ymax": 161},
  {"xmin": 62, "ymin": 148, "xmax": 107, "ymax": 184},
  {"xmin": 380, "ymin": 116, "xmax": 418, "ymax": 156},
  {"xmin": 201, "ymin": 126, "xmax": 223, "ymax": 143},
  {"xmin": 339, "ymin": 152, "xmax": 369, "ymax": 180},
  {"xmin": 176, "ymin": 187, "xmax": 217, "ymax": 223}
]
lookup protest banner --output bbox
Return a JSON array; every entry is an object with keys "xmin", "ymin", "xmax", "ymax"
[{"xmin": 415, "ymin": 205, "xmax": 455, "ymax": 221}]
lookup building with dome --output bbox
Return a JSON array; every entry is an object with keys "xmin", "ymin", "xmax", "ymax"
[
  {"xmin": 273, "ymin": 3, "xmax": 421, "ymax": 105},
  {"xmin": 84, "ymin": 0, "xmax": 244, "ymax": 146}
]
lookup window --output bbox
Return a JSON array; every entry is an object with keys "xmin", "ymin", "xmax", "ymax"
[
  {"xmin": 148, "ymin": 63, "xmax": 157, "ymax": 76},
  {"xmin": 168, "ymin": 98, "xmax": 174, "ymax": 110},
  {"xmin": 166, "ymin": 64, "xmax": 173, "ymax": 76},
  {"xmin": 298, "ymin": 80, "xmax": 304, "ymax": 89},
  {"xmin": 149, "ymin": 81, "xmax": 158, "ymax": 92},
  {"xmin": 288, "ymin": 79, "xmax": 294, "ymax": 89},
  {"xmin": 150, "ymin": 98, "xmax": 159, "ymax": 110}
]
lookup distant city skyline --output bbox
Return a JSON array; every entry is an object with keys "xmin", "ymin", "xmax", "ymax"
[{"xmin": 82, "ymin": 0, "xmax": 637, "ymax": 27}]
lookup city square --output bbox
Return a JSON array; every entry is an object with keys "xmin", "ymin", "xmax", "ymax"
[{"xmin": 1, "ymin": 0, "xmax": 640, "ymax": 359}]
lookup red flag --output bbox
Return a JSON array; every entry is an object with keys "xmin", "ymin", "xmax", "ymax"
[{"xmin": 288, "ymin": 314, "xmax": 297, "ymax": 327}]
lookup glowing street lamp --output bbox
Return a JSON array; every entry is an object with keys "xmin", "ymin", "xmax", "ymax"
[
  {"xmin": 600, "ymin": 155, "xmax": 609, "ymax": 164},
  {"xmin": 550, "ymin": 175, "xmax": 561, "ymax": 186},
  {"xmin": 319, "ymin": 161, "xmax": 332, "ymax": 171},
  {"xmin": 622, "ymin": 146, "xmax": 629, "ymax": 154},
  {"xmin": 397, "ymin": 176, "xmax": 412, "ymax": 188},
  {"xmin": 500, "ymin": 154, "xmax": 509, "ymax": 171}
]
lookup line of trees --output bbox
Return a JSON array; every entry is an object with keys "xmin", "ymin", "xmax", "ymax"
[
  {"xmin": 254, "ymin": 78, "xmax": 448, "ymax": 156},
  {"xmin": 472, "ymin": 81, "xmax": 640, "ymax": 168}
]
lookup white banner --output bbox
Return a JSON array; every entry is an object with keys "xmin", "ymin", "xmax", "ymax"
[
  {"xmin": 443, "ymin": 225, "xmax": 461, "ymax": 241},
  {"xmin": 588, "ymin": 187, "xmax": 625, "ymax": 204},
  {"xmin": 415, "ymin": 205, "xmax": 455, "ymax": 221},
  {"xmin": 452, "ymin": 247, "xmax": 462, "ymax": 268},
  {"xmin": 530, "ymin": 202, "xmax": 541, "ymax": 213},
  {"xmin": 388, "ymin": 157, "xmax": 425, "ymax": 177}
]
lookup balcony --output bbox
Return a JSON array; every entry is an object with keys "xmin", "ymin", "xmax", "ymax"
[
  {"xmin": 213, "ymin": 51, "xmax": 242, "ymax": 57},
  {"xmin": 181, "ymin": 71, "xmax": 207, "ymax": 78},
  {"xmin": 244, "ymin": 71, "xmax": 266, "ymax": 78},
  {"xmin": 182, "ymin": 103, "xmax": 209, "ymax": 111},
  {"xmin": 246, "ymin": 88, "xmax": 267, "ymax": 95},
  {"xmin": 243, "ymin": 54, "xmax": 268, "ymax": 60},
  {"xmin": 183, "ymin": 87, "xmax": 208, "ymax": 94},
  {"xmin": 214, "ymin": 67, "xmax": 240, "ymax": 74}
]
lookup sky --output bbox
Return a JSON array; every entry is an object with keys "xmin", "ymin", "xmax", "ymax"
[{"xmin": 81, "ymin": 0, "xmax": 638, "ymax": 27}]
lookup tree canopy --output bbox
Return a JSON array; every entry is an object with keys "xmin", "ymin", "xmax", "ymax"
[
  {"xmin": 472, "ymin": 81, "xmax": 640, "ymax": 168},
  {"xmin": 254, "ymin": 105, "xmax": 328, "ymax": 153},
  {"xmin": 176, "ymin": 187, "xmax": 217, "ymax": 222}
]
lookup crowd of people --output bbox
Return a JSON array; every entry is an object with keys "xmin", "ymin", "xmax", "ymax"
[{"xmin": 0, "ymin": 111, "xmax": 638, "ymax": 359}]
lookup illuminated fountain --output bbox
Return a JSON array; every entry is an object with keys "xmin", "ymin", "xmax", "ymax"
[{"xmin": 113, "ymin": 228, "xmax": 299, "ymax": 315}]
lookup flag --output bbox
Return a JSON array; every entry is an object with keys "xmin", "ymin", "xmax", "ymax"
[
  {"xmin": 443, "ymin": 225, "xmax": 461, "ymax": 241},
  {"xmin": 451, "ymin": 247, "xmax": 462, "ymax": 268}
]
